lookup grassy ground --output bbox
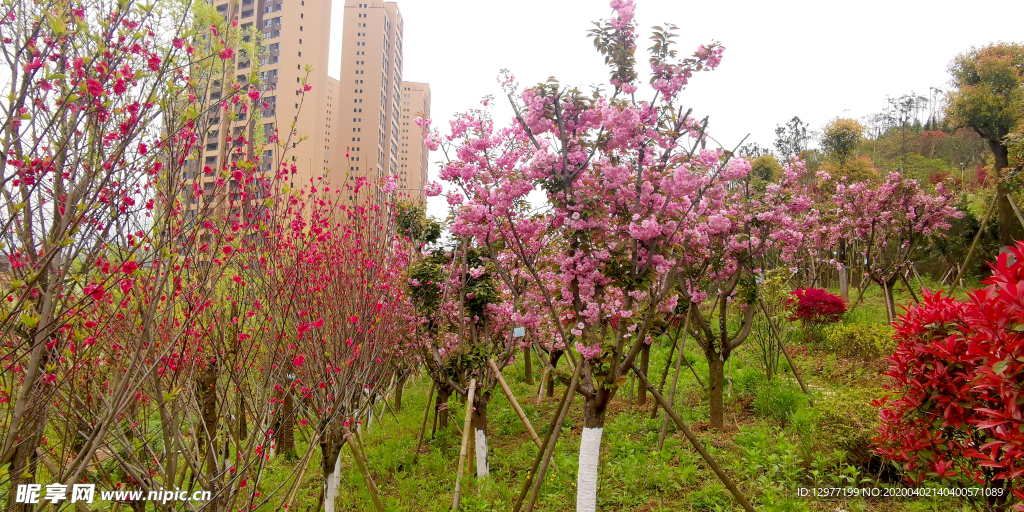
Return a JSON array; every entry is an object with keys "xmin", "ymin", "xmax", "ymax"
[
  {"xmin": 0, "ymin": 278, "xmax": 992, "ymax": 511},
  {"xmin": 259, "ymin": 280, "xmax": 996, "ymax": 512},
  {"xmin": 119, "ymin": 278, "xmax": 998, "ymax": 510}
]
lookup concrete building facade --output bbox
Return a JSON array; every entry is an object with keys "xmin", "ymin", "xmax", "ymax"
[
  {"xmin": 193, "ymin": 0, "xmax": 430, "ymax": 219},
  {"xmin": 398, "ymin": 82, "xmax": 430, "ymax": 204}
]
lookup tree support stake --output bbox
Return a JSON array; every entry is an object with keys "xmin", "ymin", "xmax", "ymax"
[{"xmin": 629, "ymin": 362, "xmax": 755, "ymax": 512}]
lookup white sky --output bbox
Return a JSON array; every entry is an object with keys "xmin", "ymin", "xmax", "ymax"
[{"xmin": 328, "ymin": 0, "xmax": 1024, "ymax": 221}]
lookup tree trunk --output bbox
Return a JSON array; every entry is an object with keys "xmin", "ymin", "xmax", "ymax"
[
  {"xmin": 523, "ymin": 346, "xmax": 533, "ymax": 385},
  {"xmin": 709, "ymin": 357, "xmax": 725, "ymax": 430},
  {"xmin": 394, "ymin": 373, "xmax": 406, "ymax": 413},
  {"xmin": 577, "ymin": 388, "xmax": 611, "ymax": 512},
  {"xmin": 319, "ymin": 429, "xmax": 344, "ymax": 512},
  {"xmin": 838, "ymin": 238, "xmax": 849, "ymax": 303},
  {"xmin": 277, "ymin": 363, "xmax": 296, "ymax": 460},
  {"xmin": 545, "ymin": 351, "xmax": 562, "ymax": 398},
  {"xmin": 990, "ymin": 143, "xmax": 1024, "ymax": 248},
  {"xmin": 473, "ymin": 394, "xmax": 489, "ymax": 478},
  {"xmin": 435, "ymin": 385, "xmax": 452, "ymax": 434},
  {"xmin": 6, "ymin": 419, "xmax": 43, "ymax": 512},
  {"xmin": 236, "ymin": 395, "xmax": 247, "ymax": 445},
  {"xmin": 279, "ymin": 388, "xmax": 296, "ymax": 460},
  {"xmin": 637, "ymin": 342, "xmax": 650, "ymax": 407},
  {"xmin": 197, "ymin": 361, "xmax": 220, "ymax": 490}
]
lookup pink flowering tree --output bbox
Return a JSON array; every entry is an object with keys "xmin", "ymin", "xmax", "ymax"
[
  {"xmin": 0, "ymin": 0, "xmax": 280, "ymax": 506},
  {"xmin": 0, "ymin": 1, "xmax": 413, "ymax": 510},
  {"xmin": 260, "ymin": 175, "xmax": 411, "ymax": 512},
  {"xmin": 419, "ymin": 1, "xmax": 800, "ymax": 510},
  {"xmin": 672, "ymin": 156, "xmax": 818, "ymax": 429},
  {"xmin": 406, "ymin": 226, "xmax": 528, "ymax": 477},
  {"xmin": 825, "ymin": 172, "xmax": 960, "ymax": 321}
]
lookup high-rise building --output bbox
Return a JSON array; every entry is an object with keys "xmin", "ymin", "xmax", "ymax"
[
  {"xmin": 191, "ymin": 0, "xmax": 430, "ymax": 216},
  {"xmin": 190, "ymin": 0, "xmax": 338, "ymax": 224},
  {"xmin": 398, "ymin": 82, "xmax": 430, "ymax": 205},
  {"xmin": 336, "ymin": 0, "xmax": 405, "ymax": 205}
]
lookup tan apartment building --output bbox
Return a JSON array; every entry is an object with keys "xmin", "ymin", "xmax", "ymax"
[
  {"xmin": 336, "ymin": 0, "xmax": 406, "ymax": 206},
  {"xmin": 192, "ymin": 0, "xmax": 430, "ymax": 220},
  {"xmin": 191, "ymin": 0, "xmax": 337, "ymax": 220},
  {"xmin": 398, "ymin": 82, "xmax": 430, "ymax": 204}
]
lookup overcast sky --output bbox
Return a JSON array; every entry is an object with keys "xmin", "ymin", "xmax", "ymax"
[{"xmin": 328, "ymin": 0, "xmax": 1024, "ymax": 220}]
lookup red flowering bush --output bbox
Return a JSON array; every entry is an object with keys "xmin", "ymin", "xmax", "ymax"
[
  {"xmin": 787, "ymin": 288, "xmax": 846, "ymax": 342},
  {"xmin": 874, "ymin": 242, "xmax": 1024, "ymax": 510}
]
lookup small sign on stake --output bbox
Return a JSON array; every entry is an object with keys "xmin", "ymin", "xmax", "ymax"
[{"xmin": 513, "ymin": 327, "xmax": 525, "ymax": 338}]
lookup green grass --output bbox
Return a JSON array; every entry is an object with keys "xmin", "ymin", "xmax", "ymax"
[{"xmin": 233, "ymin": 286, "xmax": 994, "ymax": 511}]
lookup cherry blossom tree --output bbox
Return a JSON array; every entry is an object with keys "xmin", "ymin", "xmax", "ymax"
[
  {"xmin": 419, "ymin": 2, "xmax": 785, "ymax": 509},
  {"xmin": 824, "ymin": 171, "xmax": 960, "ymax": 321}
]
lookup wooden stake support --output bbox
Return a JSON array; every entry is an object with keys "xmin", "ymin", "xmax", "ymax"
[
  {"xmin": 515, "ymin": 355, "xmax": 585, "ymax": 512},
  {"xmin": 757, "ymin": 300, "xmax": 814, "ymax": 407},
  {"xmin": 414, "ymin": 380, "xmax": 436, "ymax": 459},
  {"xmin": 488, "ymin": 359, "xmax": 542, "ymax": 448},
  {"xmin": 658, "ymin": 307, "xmax": 692, "ymax": 449},
  {"xmin": 629, "ymin": 362, "xmax": 755, "ymax": 512},
  {"xmin": 953, "ymin": 193, "xmax": 996, "ymax": 294},
  {"xmin": 344, "ymin": 428, "xmax": 385, "ymax": 512},
  {"xmin": 451, "ymin": 378, "xmax": 476, "ymax": 511},
  {"xmin": 535, "ymin": 367, "xmax": 549, "ymax": 406}
]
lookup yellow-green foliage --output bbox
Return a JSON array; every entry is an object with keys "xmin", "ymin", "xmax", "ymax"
[
  {"xmin": 821, "ymin": 117, "xmax": 865, "ymax": 168},
  {"xmin": 818, "ymin": 155, "xmax": 880, "ymax": 186},
  {"xmin": 816, "ymin": 386, "xmax": 881, "ymax": 463},
  {"xmin": 750, "ymin": 154, "xmax": 783, "ymax": 184},
  {"xmin": 824, "ymin": 323, "xmax": 896, "ymax": 359}
]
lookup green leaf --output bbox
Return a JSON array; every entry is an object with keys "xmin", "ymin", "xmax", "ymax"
[
  {"xmin": 20, "ymin": 313, "xmax": 39, "ymax": 328},
  {"xmin": 992, "ymin": 359, "xmax": 1009, "ymax": 375},
  {"xmin": 45, "ymin": 12, "xmax": 67, "ymax": 37}
]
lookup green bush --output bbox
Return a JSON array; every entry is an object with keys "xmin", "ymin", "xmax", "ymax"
[
  {"xmin": 816, "ymin": 386, "xmax": 881, "ymax": 465},
  {"xmin": 753, "ymin": 380, "xmax": 806, "ymax": 425},
  {"xmin": 824, "ymin": 323, "xmax": 896, "ymax": 359},
  {"xmin": 734, "ymin": 425, "xmax": 802, "ymax": 487},
  {"xmin": 687, "ymin": 484, "xmax": 731, "ymax": 511}
]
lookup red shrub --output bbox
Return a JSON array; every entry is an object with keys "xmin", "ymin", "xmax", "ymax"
[
  {"xmin": 874, "ymin": 243, "xmax": 1024, "ymax": 509},
  {"xmin": 787, "ymin": 288, "xmax": 846, "ymax": 325}
]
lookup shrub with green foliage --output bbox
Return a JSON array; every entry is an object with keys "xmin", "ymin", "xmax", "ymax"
[
  {"xmin": 824, "ymin": 323, "xmax": 896, "ymax": 359},
  {"xmin": 735, "ymin": 425, "xmax": 803, "ymax": 489},
  {"xmin": 817, "ymin": 387, "xmax": 881, "ymax": 465},
  {"xmin": 753, "ymin": 380, "xmax": 805, "ymax": 425}
]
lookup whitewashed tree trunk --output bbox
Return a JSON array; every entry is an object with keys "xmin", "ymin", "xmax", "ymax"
[
  {"xmin": 474, "ymin": 429, "xmax": 489, "ymax": 477},
  {"xmin": 576, "ymin": 427, "xmax": 603, "ymax": 512},
  {"xmin": 324, "ymin": 449, "xmax": 342, "ymax": 512}
]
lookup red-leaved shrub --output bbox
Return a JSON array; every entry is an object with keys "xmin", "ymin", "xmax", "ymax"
[
  {"xmin": 788, "ymin": 288, "xmax": 847, "ymax": 324},
  {"xmin": 787, "ymin": 288, "xmax": 846, "ymax": 342},
  {"xmin": 874, "ymin": 243, "xmax": 1024, "ymax": 510}
]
